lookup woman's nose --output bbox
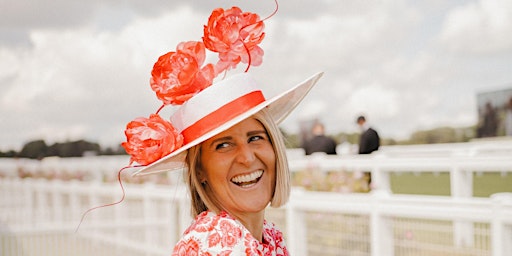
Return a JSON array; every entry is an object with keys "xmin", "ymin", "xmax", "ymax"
[{"xmin": 236, "ymin": 144, "xmax": 256, "ymax": 165}]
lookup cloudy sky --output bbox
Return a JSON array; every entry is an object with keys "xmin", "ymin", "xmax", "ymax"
[{"xmin": 1, "ymin": 0, "xmax": 512, "ymax": 151}]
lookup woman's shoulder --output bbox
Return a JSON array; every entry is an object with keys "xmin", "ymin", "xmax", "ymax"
[
  {"xmin": 173, "ymin": 211, "xmax": 248, "ymax": 255},
  {"xmin": 183, "ymin": 210, "xmax": 231, "ymax": 234}
]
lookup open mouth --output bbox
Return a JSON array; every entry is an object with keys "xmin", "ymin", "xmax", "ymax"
[{"xmin": 231, "ymin": 170, "xmax": 263, "ymax": 188}]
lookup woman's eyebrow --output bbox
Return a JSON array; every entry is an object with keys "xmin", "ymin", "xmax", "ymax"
[
  {"xmin": 247, "ymin": 130, "xmax": 267, "ymax": 136},
  {"xmin": 208, "ymin": 136, "xmax": 233, "ymax": 148}
]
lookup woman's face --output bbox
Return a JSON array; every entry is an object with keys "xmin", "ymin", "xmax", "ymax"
[{"xmin": 199, "ymin": 117, "xmax": 276, "ymax": 215}]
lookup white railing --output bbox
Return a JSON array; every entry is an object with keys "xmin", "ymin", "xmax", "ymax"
[
  {"xmin": 1, "ymin": 140, "xmax": 512, "ymax": 255},
  {"xmin": 2, "ymin": 139, "xmax": 512, "ymax": 194},
  {"xmin": 1, "ymin": 177, "xmax": 512, "ymax": 256},
  {"xmin": 285, "ymin": 189, "xmax": 512, "ymax": 256},
  {"xmin": 1, "ymin": 178, "xmax": 186, "ymax": 256},
  {"xmin": 376, "ymin": 138, "xmax": 512, "ymax": 157},
  {"xmin": 289, "ymin": 154, "xmax": 512, "ymax": 197}
]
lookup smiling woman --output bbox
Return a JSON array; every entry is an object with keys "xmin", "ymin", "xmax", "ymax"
[
  {"xmin": 118, "ymin": 2, "xmax": 323, "ymax": 255},
  {"xmin": 145, "ymin": 72, "xmax": 322, "ymax": 255}
]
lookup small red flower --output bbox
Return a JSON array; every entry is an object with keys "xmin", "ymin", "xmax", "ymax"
[
  {"xmin": 244, "ymin": 233, "xmax": 260, "ymax": 255},
  {"xmin": 122, "ymin": 114, "xmax": 184, "ymax": 165},
  {"xmin": 208, "ymin": 232, "xmax": 221, "ymax": 247},
  {"xmin": 172, "ymin": 237, "xmax": 200, "ymax": 256},
  {"xmin": 203, "ymin": 7, "xmax": 265, "ymax": 73},
  {"xmin": 219, "ymin": 251, "xmax": 232, "ymax": 256},
  {"xmin": 150, "ymin": 41, "xmax": 215, "ymax": 105},
  {"xmin": 219, "ymin": 219, "xmax": 242, "ymax": 248},
  {"xmin": 193, "ymin": 213, "xmax": 220, "ymax": 233}
]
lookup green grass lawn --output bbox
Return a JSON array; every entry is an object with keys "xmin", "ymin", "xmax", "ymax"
[
  {"xmin": 292, "ymin": 170, "xmax": 512, "ymax": 196},
  {"xmin": 390, "ymin": 172, "xmax": 512, "ymax": 197}
]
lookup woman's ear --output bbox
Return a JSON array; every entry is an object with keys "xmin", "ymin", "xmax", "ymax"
[{"xmin": 197, "ymin": 169, "xmax": 207, "ymax": 184}]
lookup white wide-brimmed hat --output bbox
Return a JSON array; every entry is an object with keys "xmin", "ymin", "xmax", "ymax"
[
  {"xmin": 133, "ymin": 72, "xmax": 323, "ymax": 176},
  {"xmin": 120, "ymin": 5, "xmax": 324, "ymax": 176}
]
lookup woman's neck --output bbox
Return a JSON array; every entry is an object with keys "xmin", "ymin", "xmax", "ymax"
[{"xmin": 228, "ymin": 210, "xmax": 266, "ymax": 242}]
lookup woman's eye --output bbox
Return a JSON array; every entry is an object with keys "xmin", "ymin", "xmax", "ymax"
[
  {"xmin": 215, "ymin": 142, "xmax": 230, "ymax": 150},
  {"xmin": 249, "ymin": 135, "xmax": 264, "ymax": 142}
]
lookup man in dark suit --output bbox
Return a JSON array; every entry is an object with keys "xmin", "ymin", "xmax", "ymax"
[
  {"xmin": 357, "ymin": 115, "xmax": 380, "ymax": 154},
  {"xmin": 357, "ymin": 115, "xmax": 380, "ymax": 189}
]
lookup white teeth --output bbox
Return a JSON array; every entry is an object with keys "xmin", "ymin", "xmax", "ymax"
[{"xmin": 231, "ymin": 170, "xmax": 263, "ymax": 184}]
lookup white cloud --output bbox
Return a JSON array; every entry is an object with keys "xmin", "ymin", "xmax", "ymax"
[
  {"xmin": 347, "ymin": 84, "xmax": 399, "ymax": 118},
  {"xmin": 437, "ymin": 0, "xmax": 512, "ymax": 54}
]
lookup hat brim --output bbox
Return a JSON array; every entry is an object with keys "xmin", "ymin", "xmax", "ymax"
[{"xmin": 132, "ymin": 71, "xmax": 324, "ymax": 176}]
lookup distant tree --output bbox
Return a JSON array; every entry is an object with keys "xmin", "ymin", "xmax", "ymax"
[
  {"xmin": 101, "ymin": 147, "xmax": 116, "ymax": 155},
  {"xmin": 5, "ymin": 124, "xmax": 479, "ymax": 159},
  {"xmin": 334, "ymin": 132, "xmax": 360, "ymax": 145},
  {"xmin": 381, "ymin": 138, "xmax": 397, "ymax": 145},
  {"xmin": 19, "ymin": 140, "xmax": 48, "ymax": 159},
  {"xmin": 47, "ymin": 140, "xmax": 101, "ymax": 157},
  {"xmin": 100, "ymin": 144, "xmax": 126, "ymax": 155},
  {"xmin": 0, "ymin": 150, "xmax": 17, "ymax": 158},
  {"xmin": 409, "ymin": 126, "xmax": 473, "ymax": 144}
]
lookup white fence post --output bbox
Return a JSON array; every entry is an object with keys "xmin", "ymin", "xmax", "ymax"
[
  {"xmin": 167, "ymin": 193, "xmax": 178, "ymax": 247},
  {"xmin": 23, "ymin": 179, "xmax": 34, "ymax": 226},
  {"xmin": 143, "ymin": 183, "xmax": 156, "ymax": 256},
  {"xmin": 450, "ymin": 166, "xmax": 473, "ymax": 198},
  {"xmin": 371, "ymin": 165, "xmax": 389, "ymax": 191},
  {"xmin": 34, "ymin": 179, "xmax": 49, "ymax": 225},
  {"xmin": 286, "ymin": 189, "xmax": 307, "ymax": 256},
  {"xmin": 51, "ymin": 179, "xmax": 64, "ymax": 223},
  {"xmin": 451, "ymin": 166, "xmax": 474, "ymax": 247},
  {"xmin": 491, "ymin": 193, "xmax": 512, "ymax": 256},
  {"xmin": 178, "ymin": 194, "xmax": 191, "ymax": 237},
  {"xmin": 370, "ymin": 189, "xmax": 393, "ymax": 256}
]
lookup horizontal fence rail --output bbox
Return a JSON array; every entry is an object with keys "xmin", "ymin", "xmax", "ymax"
[{"xmin": 1, "ymin": 178, "xmax": 512, "ymax": 256}]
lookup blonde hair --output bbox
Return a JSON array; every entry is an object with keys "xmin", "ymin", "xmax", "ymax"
[{"xmin": 184, "ymin": 108, "xmax": 290, "ymax": 216}]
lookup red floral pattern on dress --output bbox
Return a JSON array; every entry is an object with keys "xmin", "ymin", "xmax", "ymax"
[
  {"xmin": 244, "ymin": 233, "xmax": 260, "ymax": 255},
  {"xmin": 187, "ymin": 211, "xmax": 221, "ymax": 233},
  {"xmin": 121, "ymin": 114, "xmax": 184, "ymax": 165},
  {"xmin": 172, "ymin": 211, "xmax": 288, "ymax": 256},
  {"xmin": 173, "ymin": 237, "xmax": 201, "ymax": 256},
  {"xmin": 219, "ymin": 219, "xmax": 242, "ymax": 247}
]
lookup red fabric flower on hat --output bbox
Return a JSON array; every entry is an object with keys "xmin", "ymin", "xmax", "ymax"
[
  {"xmin": 203, "ymin": 7, "xmax": 265, "ymax": 73},
  {"xmin": 150, "ymin": 41, "xmax": 216, "ymax": 106},
  {"xmin": 122, "ymin": 114, "xmax": 184, "ymax": 165}
]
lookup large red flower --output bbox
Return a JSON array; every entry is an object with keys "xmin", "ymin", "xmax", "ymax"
[
  {"xmin": 203, "ymin": 7, "xmax": 265, "ymax": 73},
  {"xmin": 122, "ymin": 114, "xmax": 184, "ymax": 165},
  {"xmin": 150, "ymin": 41, "xmax": 215, "ymax": 105}
]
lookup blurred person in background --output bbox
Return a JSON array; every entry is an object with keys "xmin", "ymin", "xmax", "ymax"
[
  {"xmin": 505, "ymin": 97, "xmax": 512, "ymax": 136},
  {"xmin": 356, "ymin": 115, "xmax": 380, "ymax": 155},
  {"xmin": 478, "ymin": 102, "xmax": 498, "ymax": 137},
  {"xmin": 301, "ymin": 122, "xmax": 337, "ymax": 155},
  {"xmin": 356, "ymin": 115, "xmax": 380, "ymax": 188}
]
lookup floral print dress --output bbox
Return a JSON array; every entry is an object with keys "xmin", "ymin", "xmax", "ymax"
[{"xmin": 172, "ymin": 211, "xmax": 289, "ymax": 256}]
